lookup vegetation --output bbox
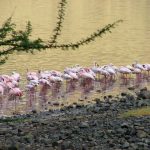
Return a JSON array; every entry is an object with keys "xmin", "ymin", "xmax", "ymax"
[
  {"xmin": 119, "ymin": 106, "xmax": 150, "ymax": 118},
  {"xmin": 0, "ymin": 117, "xmax": 30, "ymax": 123},
  {"xmin": 0, "ymin": 0, "xmax": 123, "ymax": 65}
]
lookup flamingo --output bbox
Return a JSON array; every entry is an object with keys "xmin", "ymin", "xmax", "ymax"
[
  {"xmin": 48, "ymin": 74, "xmax": 63, "ymax": 99},
  {"xmin": 26, "ymin": 82, "xmax": 38, "ymax": 109},
  {"xmin": 11, "ymin": 72, "xmax": 21, "ymax": 82},
  {"xmin": 97, "ymin": 67, "xmax": 110, "ymax": 83},
  {"xmin": 0, "ymin": 85, "xmax": 5, "ymax": 115},
  {"xmin": 132, "ymin": 61, "xmax": 145, "ymax": 70},
  {"xmin": 118, "ymin": 66, "xmax": 132, "ymax": 79},
  {"xmin": 143, "ymin": 64, "xmax": 150, "ymax": 77},
  {"xmin": 26, "ymin": 70, "xmax": 38, "ymax": 81},
  {"xmin": 9, "ymin": 87, "xmax": 23, "ymax": 113},
  {"xmin": 0, "ymin": 85, "xmax": 4, "ymax": 95},
  {"xmin": 62, "ymin": 71, "xmax": 78, "ymax": 93},
  {"xmin": 39, "ymin": 78, "xmax": 51, "ymax": 102},
  {"xmin": 78, "ymin": 68, "xmax": 95, "ymax": 99},
  {"xmin": 103, "ymin": 65, "xmax": 116, "ymax": 81}
]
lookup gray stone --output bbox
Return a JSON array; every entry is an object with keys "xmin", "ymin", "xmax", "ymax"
[
  {"xmin": 137, "ymin": 89, "xmax": 150, "ymax": 99},
  {"xmin": 121, "ymin": 93, "xmax": 127, "ymax": 96},
  {"xmin": 121, "ymin": 122, "xmax": 129, "ymax": 128},
  {"xmin": 61, "ymin": 141, "xmax": 74, "ymax": 150},
  {"xmin": 143, "ymin": 138, "xmax": 150, "ymax": 144},
  {"xmin": 92, "ymin": 106, "xmax": 100, "ymax": 113},
  {"xmin": 79, "ymin": 122, "xmax": 89, "ymax": 128},
  {"xmin": 137, "ymin": 99, "xmax": 150, "ymax": 107},
  {"xmin": 130, "ymin": 143, "xmax": 138, "ymax": 149},
  {"xmin": 122, "ymin": 142, "xmax": 130, "ymax": 149},
  {"xmin": 0, "ymin": 128, "xmax": 9, "ymax": 135},
  {"xmin": 136, "ymin": 130, "xmax": 147, "ymax": 138}
]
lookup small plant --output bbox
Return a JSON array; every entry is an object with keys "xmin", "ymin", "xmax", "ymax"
[
  {"xmin": 0, "ymin": 117, "xmax": 30, "ymax": 123},
  {"xmin": 0, "ymin": 0, "xmax": 123, "ymax": 65}
]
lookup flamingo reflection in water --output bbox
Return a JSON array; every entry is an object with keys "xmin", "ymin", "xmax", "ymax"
[
  {"xmin": 78, "ymin": 68, "xmax": 95, "ymax": 100},
  {"xmin": 8, "ymin": 87, "xmax": 23, "ymax": 113}
]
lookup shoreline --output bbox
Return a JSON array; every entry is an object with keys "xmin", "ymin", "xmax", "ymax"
[{"xmin": 0, "ymin": 87, "xmax": 150, "ymax": 149}]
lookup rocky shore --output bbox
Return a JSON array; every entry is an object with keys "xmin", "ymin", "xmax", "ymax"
[{"xmin": 0, "ymin": 88, "xmax": 150, "ymax": 150}]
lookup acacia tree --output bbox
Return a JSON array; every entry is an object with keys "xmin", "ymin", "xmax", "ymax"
[{"xmin": 0, "ymin": 0, "xmax": 123, "ymax": 65}]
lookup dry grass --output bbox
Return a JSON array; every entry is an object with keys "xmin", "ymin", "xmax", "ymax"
[{"xmin": 119, "ymin": 106, "xmax": 150, "ymax": 118}]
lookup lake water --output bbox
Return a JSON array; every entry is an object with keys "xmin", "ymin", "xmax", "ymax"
[
  {"xmin": 0, "ymin": 0, "xmax": 150, "ymax": 74},
  {"xmin": 0, "ymin": 0, "xmax": 150, "ymax": 116}
]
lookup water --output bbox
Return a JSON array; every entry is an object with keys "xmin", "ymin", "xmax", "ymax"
[
  {"xmin": 0, "ymin": 75, "xmax": 149, "ymax": 116},
  {"xmin": 0, "ymin": 0, "xmax": 150, "ymax": 116},
  {"xmin": 0, "ymin": 0, "xmax": 150, "ymax": 74}
]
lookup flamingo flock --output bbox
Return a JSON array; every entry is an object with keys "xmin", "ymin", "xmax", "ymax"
[{"xmin": 0, "ymin": 61, "xmax": 150, "ymax": 114}]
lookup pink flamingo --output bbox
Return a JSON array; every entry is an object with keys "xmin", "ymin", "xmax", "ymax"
[
  {"xmin": 39, "ymin": 78, "xmax": 51, "ymax": 102},
  {"xmin": 103, "ymin": 65, "xmax": 116, "ymax": 81},
  {"xmin": 49, "ymin": 74, "xmax": 63, "ymax": 99},
  {"xmin": 11, "ymin": 72, "xmax": 21, "ymax": 82},
  {"xmin": 143, "ymin": 64, "xmax": 150, "ymax": 78},
  {"xmin": 0, "ymin": 85, "xmax": 5, "ymax": 115},
  {"xmin": 9, "ymin": 87, "xmax": 23, "ymax": 113},
  {"xmin": 26, "ymin": 70, "xmax": 38, "ymax": 81},
  {"xmin": 26, "ymin": 81, "xmax": 38, "ymax": 109},
  {"xmin": 78, "ymin": 68, "xmax": 95, "ymax": 99},
  {"xmin": 118, "ymin": 66, "xmax": 132, "ymax": 79}
]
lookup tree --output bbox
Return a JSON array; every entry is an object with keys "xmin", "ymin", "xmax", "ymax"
[{"xmin": 0, "ymin": 0, "xmax": 123, "ymax": 65}]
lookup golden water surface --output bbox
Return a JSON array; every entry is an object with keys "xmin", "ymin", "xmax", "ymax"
[
  {"xmin": 1, "ymin": 0, "xmax": 150, "ymax": 115},
  {"xmin": 0, "ymin": 0, "xmax": 150, "ymax": 74}
]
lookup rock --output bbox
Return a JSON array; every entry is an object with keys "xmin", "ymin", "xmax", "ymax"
[
  {"xmin": 61, "ymin": 141, "xmax": 74, "ymax": 150},
  {"xmin": 137, "ymin": 142, "xmax": 148, "ymax": 148},
  {"xmin": 23, "ymin": 134, "xmax": 33, "ymax": 143},
  {"xmin": 0, "ymin": 128, "xmax": 9, "ymax": 135},
  {"xmin": 79, "ymin": 122, "xmax": 89, "ymax": 128},
  {"xmin": 32, "ymin": 110, "xmax": 37, "ymax": 114},
  {"xmin": 96, "ymin": 90, "xmax": 101, "ymax": 93},
  {"xmin": 126, "ymin": 94, "xmax": 135, "ymax": 101},
  {"xmin": 7, "ymin": 146, "xmax": 18, "ymax": 150},
  {"xmin": 103, "ymin": 103, "xmax": 110, "ymax": 110},
  {"xmin": 108, "ymin": 95, "xmax": 113, "ymax": 99},
  {"xmin": 121, "ymin": 122, "xmax": 129, "ymax": 128},
  {"xmin": 72, "ymin": 127, "xmax": 80, "ymax": 134},
  {"xmin": 137, "ymin": 89, "xmax": 150, "ymax": 99},
  {"xmin": 130, "ymin": 143, "xmax": 138, "ymax": 149},
  {"xmin": 122, "ymin": 142, "xmax": 130, "ymax": 149},
  {"xmin": 137, "ymin": 99, "xmax": 150, "ymax": 107},
  {"xmin": 92, "ymin": 106, "xmax": 100, "ymax": 113},
  {"xmin": 90, "ymin": 120, "xmax": 98, "ymax": 127},
  {"xmin": 76, "ymin": 104, "xmax": 83, "ymax": 108},
  {"xmin": 140, "ymin": 87, "xmax": 147, "ymax": 92},
  {"xmin": 104, "ymin": 96, "xmax": 107, "ymax": 100},
  {"xmin": 120, "ymin": 97, "xmax": 127, "ymax": 102},
  {"xmin": 98, "ymin": 131, "xmax": 105, "ymax": 138},
  {"xmin": 108, "ymin": 139, "xmax": 115, "ymax": 147},
  {"xmin": 40, "ymin": 119, "xmax": 49, "ymax": 125},
  {"xmin": 57, "ymin": 140, "xmax": 63, "ymax": 144},
  {"xmin": 10, "ymin": 129, "xmax": 18, "ymax": 135},
  {"xmin": 52, "ymin": 101, "xmax": 60, "ymax": 106},
  {"xmin": 52, "ymin": 141, "xmax": 58, "ymax": 147},
  {"xmin": 143, "ymin": 138, "xmax": 150, "ymax": 145},
  {"xmin": 121, "ymin": 92, "xmax": 127, "ymax": 96},
  {"xmin": 31, "ymin": 119, "xmax": 39, "ymax": 124},
  {"xmin": 136, "ymin": 130, "xmax": 147, "ymax": 138},
  {"xmin": 128, "ymin": 86, "xmax": 135, "ymax": 90},
  {"xmin": 17, "ymin": 128, "xmax": 22, "ymax": 133},
  {"xmin": 82, "ymin": 144, "xmax": 88, "ymax": 150},
  {"xmin": 94, "ymin": 98, "xmax": 101, "ymax": 105},
  {"xmin": 116, "ymin": 128, "xmax": 126, "ymax": 134},
  {"xmin": 41, "ymin": 138, "xmax": 51, "ymax": 145}
]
